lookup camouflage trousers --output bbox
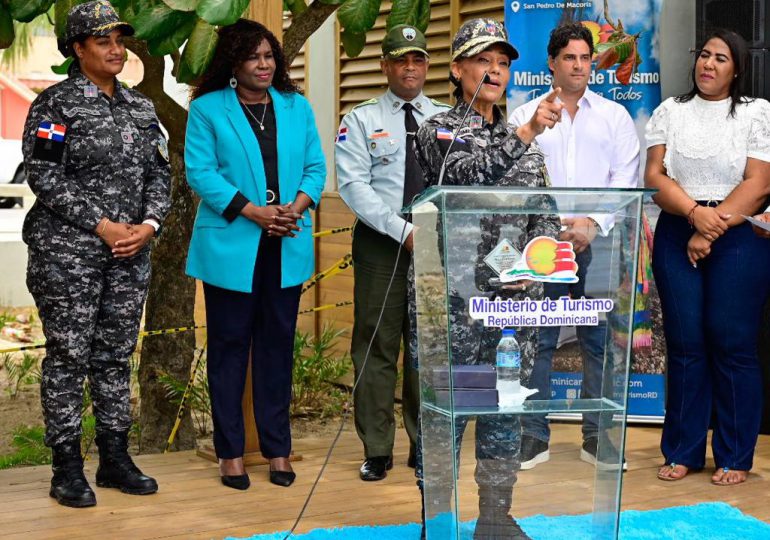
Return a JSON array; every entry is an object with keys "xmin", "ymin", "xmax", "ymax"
[{"xmin": 27, "ymin": 250, "xmax": 150, "ymax": 447}]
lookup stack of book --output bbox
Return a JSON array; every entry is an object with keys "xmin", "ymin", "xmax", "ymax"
[{"xmin": 433, "ymin": 365, "xmax": 498, "ymax": 408}]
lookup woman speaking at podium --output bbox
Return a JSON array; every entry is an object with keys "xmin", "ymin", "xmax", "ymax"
[{"xmin": 411, "ymin": 18, "xmax": 561, "ymax": 540}]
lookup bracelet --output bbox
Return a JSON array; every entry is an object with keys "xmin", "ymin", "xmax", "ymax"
[
  {"xmin": 686, "ymin": 202, "xmax": 699, "ymax": 226},
  {"xmin": 98, "ymin": 219, "xmax": 108, "ymax": 237}
]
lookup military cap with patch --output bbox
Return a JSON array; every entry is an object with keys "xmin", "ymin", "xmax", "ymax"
[
  {"xmin": 382, "ymin": 24, "xmax": 430, "ymax": 58},
  {"xmin": 451, "ymin": 18, "xmax": 519, "ymax": 62},
  {"xmin": 65, "ymin": 1, "xmax": 134, "ymax": 48}
]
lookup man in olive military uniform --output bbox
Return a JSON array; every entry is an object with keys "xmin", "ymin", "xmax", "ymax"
[
  {"xmin": 22, "ymin": 1, "xmax": 170, "ymax": 508},
  {"xmin": 335, "ymin": 24, "xmax": 450, "ymax": 481}
]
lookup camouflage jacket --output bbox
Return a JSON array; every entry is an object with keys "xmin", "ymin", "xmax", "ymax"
[
  {"xmin": 22, "ymin": 64, "xmax": 171, "ymax": 262},
  {"xmin": 414, "ymin": 99, "xmax": 560, "ymax": 293},
  {"xmin": 410, "ymin": 100, "xmax": 560, "ymax": 374}
]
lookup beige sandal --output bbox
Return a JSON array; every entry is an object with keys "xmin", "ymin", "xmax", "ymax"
[
  {"xmin": 657, "ymin": 462, "xmax": 690, "ymax": 481},
  {"xmin": 711, "ymin": 467, "xmax": 748, "ymax": 486}
]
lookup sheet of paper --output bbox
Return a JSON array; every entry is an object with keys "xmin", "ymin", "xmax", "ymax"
[{"xmin": 742, "ymin": 215, "xmax": 770, "ymax": 232}]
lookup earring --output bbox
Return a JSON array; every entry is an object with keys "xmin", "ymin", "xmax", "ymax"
[{"xmin": 229, "ymin": 76, "xmax": 237, "ymax": 89}]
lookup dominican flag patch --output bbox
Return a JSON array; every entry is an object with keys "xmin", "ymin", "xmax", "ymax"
[
  {"xmin": 37, "ymin": 122, "xmax": 67, "ymax": 142},
  {"xmin": 32, "ymin": 121, "xmax": 67, "ymax": 163},
  {"xmin": 335, "ymin": 127, "xmax": 348, "ymax": 143},
  {"xmin": 436, "ymin": 128, "xmax": 464, "ymax": 144}
]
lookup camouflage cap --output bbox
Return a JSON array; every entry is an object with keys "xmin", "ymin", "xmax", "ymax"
[
  {"xmin": 65, "ymin": 1, "xmax": 134, "ymax": 45},
  {"xmin": 451, "ymin": 18, "xmax": 519, "ymax": 62},
  {"xmin": 382, "ymin": 24, "xmax": 430, "ymax": 59}
]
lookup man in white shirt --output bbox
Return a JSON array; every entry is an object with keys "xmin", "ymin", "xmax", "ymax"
[{"xmin": 509, "ymin": 22, "xmax": 640, "ymax": 470}]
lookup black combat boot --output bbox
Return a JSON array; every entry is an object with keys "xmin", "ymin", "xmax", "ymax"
[
  {"xmin": 50, "ymin": 439, "xmax": 97, "ymax": 508},
  {"xmin": 95, "ymin": 431, "xmax": 158, "ymax": 495},
  {"xmin": 473, "ymin": 487, "xmax": 532, "ymax": 540}
]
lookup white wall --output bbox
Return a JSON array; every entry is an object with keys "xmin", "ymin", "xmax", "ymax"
[
  {"xmin": 659, "ymin": 1, "xmax": 696, "ymax": 100},
  {"xmin": 305, "ymin": 17, "xmax": 338, "ymax": 191}
]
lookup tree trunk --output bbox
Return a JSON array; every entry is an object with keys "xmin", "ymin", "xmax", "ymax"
[
  {"xmin": 127, "ymin": 41, "xmax": 199, "ymax": 453},
  {"xmin": 283, "ymin": 0, "xmax": 341, "ymax": 65},
  {"xmin": 138, "ymin": 149, "xmax": 198, "ymax": 453}
]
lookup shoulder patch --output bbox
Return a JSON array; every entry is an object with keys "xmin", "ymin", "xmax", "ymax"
[
  {"xmin": 431, "ymin": 98, "xmax": 452, "ymax": 109},
  {"xmin": 32, "ymin": 121, "xmax": 67, "ymax": 163},
  {"xmin": 352, "ymin": 98, "xmax": 378, "ymax": 110}
]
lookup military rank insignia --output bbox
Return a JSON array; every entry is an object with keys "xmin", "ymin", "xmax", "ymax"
[{"xmin": 32, "ymin": 121, "xmax": 67, "ymax": 163}]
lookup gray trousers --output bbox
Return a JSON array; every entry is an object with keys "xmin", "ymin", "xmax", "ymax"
[{"xmin": 27, "ymin": 250, "xmax": 150, "ymax": 447}]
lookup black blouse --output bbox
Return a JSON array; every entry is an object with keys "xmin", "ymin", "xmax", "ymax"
[{"xmin": 222, "ymin": 100, "xmax": 280, "ymax": 221}]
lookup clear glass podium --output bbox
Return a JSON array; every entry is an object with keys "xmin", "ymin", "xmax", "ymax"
[{"xmin": 407, "ymin": 187, "xmax": 649, "ymax": 540}]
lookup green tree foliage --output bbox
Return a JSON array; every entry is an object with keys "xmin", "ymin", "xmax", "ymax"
[{"xmin": 2, "ymin": 0, "xmax": 430, "ymax": 79}]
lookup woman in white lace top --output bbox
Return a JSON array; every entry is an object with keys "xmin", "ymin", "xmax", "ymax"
[{"xmin": 644, "ymin": 29, "xmax": 770, "ymax": 486}]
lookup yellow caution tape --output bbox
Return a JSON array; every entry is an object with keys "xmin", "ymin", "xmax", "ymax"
[
  {"xmin": 297, "ymin": 300, "xmax": 353, "ymax": 315},
  {"xmin": 0, "ymin": 342, "xmax": 46, "ymax": 354},
  {"xmin": 140, "ymin": 325, "xmax": 206, "ymax": 337},
  {"xmin": 300, "ymin": 253, "xmax": 353, "ymax": 296},
  {"xmin": 0, "ymin": 325, "xmax": 207, "ymax": 354},
  {"xmin": 311, "ymin": 226, "xmax": 353, "ymax": 238},
  {"xmin": 164, "ymin": 342, "xmax": 207, "ymax": 453},
  {"xmin": 1, "ymin": 254, "xmax": 354, "ymax": 355}
]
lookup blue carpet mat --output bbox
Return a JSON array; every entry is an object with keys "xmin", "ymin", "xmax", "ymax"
[{"xmin": 231, "ymin": 502, "xmax": 770, "ymax": 539}]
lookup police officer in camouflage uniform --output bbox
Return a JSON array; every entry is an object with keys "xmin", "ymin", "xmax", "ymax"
[
  {"xmin": 336, "ymin": 25, "xmax": 450, "ymax": 481},
  {"xmin": 22, "ymin": 1, "xmax": 170, "ymax": 508},
  {"xmin": 410, "ymin": 19, "xmax": 562, "ymax": 539}
]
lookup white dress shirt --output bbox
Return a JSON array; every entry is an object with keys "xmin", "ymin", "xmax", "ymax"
[{"xmin": 509, "ymin": 88, "xmax": 641, "ymax": 235}]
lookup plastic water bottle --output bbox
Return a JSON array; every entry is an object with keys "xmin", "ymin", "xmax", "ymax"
[{"xmin": 496, "ymin": 328, "xmax": 521, "ymax": 403}]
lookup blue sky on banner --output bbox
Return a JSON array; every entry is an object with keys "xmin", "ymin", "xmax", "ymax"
[{"xmin": 505, "ymin": 0, "xmax": 664, "ymax": 145}]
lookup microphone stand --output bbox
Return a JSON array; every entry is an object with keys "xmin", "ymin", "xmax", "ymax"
[{"xmin": 437, "ymin": 72, "xmax": 492, "ymax": 186}]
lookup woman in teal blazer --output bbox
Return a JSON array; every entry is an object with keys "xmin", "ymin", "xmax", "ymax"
[{"xmin": 185, "ymin": 19, "xmax": 325, "ymax": 490}]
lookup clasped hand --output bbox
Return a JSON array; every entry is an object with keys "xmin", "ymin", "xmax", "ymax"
[
  {"xmin": 97, "ymin": 219, "xmax": 155, "ymax": 258},
  {"xmin": 247, "ymin": 203, "xmax": 302, "ymax": 237},
  {"xmin": 690, "ymin": 205, "xmax": 730, "ymax": 241},
  {"xmin": 687, "ymin": 231, "xmax": 712, "ymax": 267}
]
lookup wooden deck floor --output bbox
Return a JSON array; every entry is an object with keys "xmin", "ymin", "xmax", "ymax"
[{"xmin": 2, "ymin": 424, "xmax": 769, "ymax": 539}]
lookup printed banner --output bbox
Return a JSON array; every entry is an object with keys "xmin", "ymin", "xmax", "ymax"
[
  {"xmin": 504, "ymin": 1, "xmax": 666, "ymax": 419},
  {"xmin": 505, "ymin": 0, "xmax": 662, "ymax": 139}
]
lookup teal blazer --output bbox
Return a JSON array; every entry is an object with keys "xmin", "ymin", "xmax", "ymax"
[{"xmin": 184, "ymin": 86, "xmax": 326, "ymax": 292}]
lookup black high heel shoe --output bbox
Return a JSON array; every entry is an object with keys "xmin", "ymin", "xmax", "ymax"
[
  {"xmin": 221, "ymin": 473, "xmax": 250, "ymax": 490},
  {"xmin": 269, "ymin": 467, "xmax": 296, "ymax": 487}
]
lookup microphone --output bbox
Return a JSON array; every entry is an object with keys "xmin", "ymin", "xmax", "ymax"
[{"xmin": 437, "ymin": 72, "xmax": 492, "ymax": 186}]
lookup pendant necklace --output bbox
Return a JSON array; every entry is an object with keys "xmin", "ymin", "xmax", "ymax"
[{"xmin": 240, "ymin": 94, "xmax": 269, "ymax": 130}]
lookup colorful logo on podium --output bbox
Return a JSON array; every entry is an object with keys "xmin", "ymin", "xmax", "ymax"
[{"xmin": 499, "ymin": 236, "xmax": 578, "ymax": 284}]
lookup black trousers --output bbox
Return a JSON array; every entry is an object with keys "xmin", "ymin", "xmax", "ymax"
[{"xmin": 203, "ymin": 236, "xmax": 301, "ymax": 459}]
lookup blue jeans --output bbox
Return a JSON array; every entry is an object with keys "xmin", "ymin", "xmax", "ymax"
[
  {"xmin": 653, "ymin": 211, "xmax": 770, "ymax": 471},
  {"xmin": 522, "ymin": 246, "xmax": 607, "ymax": 443}
]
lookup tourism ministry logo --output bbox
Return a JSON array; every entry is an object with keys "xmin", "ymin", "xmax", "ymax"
[{"xmin": 500, "ymin": 236, "xmax": 579, "ymax": 284}]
